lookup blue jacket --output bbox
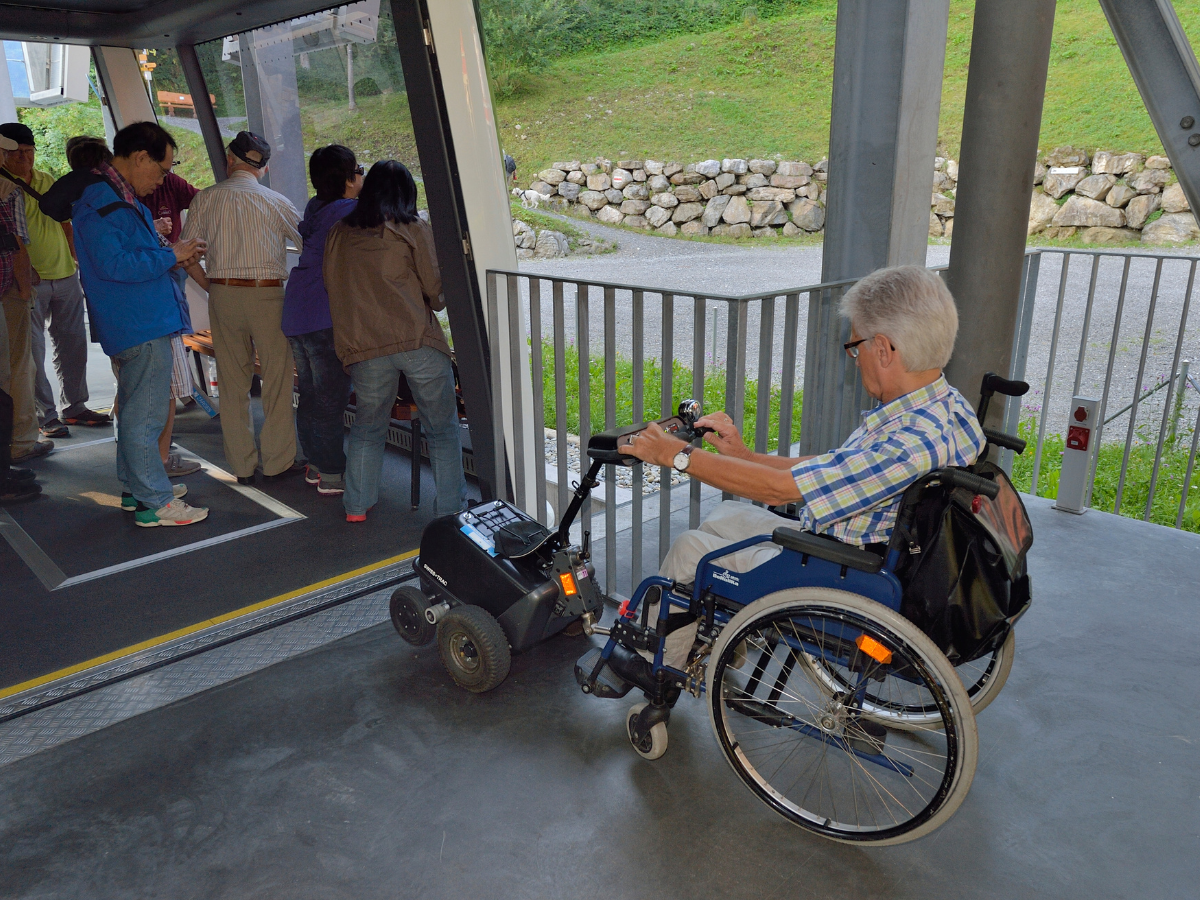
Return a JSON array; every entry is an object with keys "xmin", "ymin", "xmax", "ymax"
[{"xmin": 72, "ymin": 179, "xmax": 183, "ymax": 356}]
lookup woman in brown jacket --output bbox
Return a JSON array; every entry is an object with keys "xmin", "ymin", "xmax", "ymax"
[{"xmin": 324, "ymin": 160, "xmax": 466, "ymax": 522}]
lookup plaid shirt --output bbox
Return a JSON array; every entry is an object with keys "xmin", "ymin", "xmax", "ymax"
[
  {"xmin": 0, "ymin": 185, "xmax": 30, "ymax": 296},
  {"xmin": 791, "ymin": 376, "xmax": 985, "ymax": 546}
]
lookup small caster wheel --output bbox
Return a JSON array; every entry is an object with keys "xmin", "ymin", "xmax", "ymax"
[
  {"xmin": 437, "ymin": 605, "xmax": 511, "ymax": 693},
  {"xmin": 390, "ymin": 586, "xmax": 436, "ymax": 646},
  {"xmin": 626, "ymin": 702, "xmax": 668, "ymax": 760}
]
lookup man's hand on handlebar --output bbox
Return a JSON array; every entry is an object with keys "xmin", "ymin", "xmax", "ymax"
[
  {"xmin": 696, "ymin": 412, "xmax": 752, "ymax": 459},
  {"xmin": 624, "ymin": 422, "xmax": 687, "ymax": 467}
]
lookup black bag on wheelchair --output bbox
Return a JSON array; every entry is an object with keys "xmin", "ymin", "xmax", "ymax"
[{"xmin": 892, "ymin": 461, "xmax": 1033, "ymax": 664}]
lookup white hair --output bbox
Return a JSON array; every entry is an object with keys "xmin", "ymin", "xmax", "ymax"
[{"xmin": 838, "ymin": 265, "xmax": 958, "ymax": 371}]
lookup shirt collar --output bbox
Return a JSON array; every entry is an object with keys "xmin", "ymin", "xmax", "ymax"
[{"xmin": 859, "ymin": 374, "xmax": 951, "ymax": 431}]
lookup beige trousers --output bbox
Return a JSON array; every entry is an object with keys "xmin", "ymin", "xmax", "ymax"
[
  {"xmin": 2, "ymin": 286, "xmax": 37, "ymax": 455},
  {"xmin": 208, "ymin": 284, "xmax": 296, "ymax": 478}
]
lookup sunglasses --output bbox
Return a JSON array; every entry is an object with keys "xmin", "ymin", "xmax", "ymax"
[{"xmin": 354, "ymin": 165, "xmax": 365, "ymax": 176}]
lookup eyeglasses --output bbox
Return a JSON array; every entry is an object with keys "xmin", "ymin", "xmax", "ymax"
[
  {"xmin": 843, "ymin": 337, "xmax": 896, "ymax": 358},
  {"xmin": 153, "ymin": 157, "xmax": 175, "ymax": 177},
  {"xmin": 354, "ymin": 165, "xmax": 365, "ymax": 176}
]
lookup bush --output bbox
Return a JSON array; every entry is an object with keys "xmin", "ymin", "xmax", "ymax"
[{"xmin": 354, "ymin": 77, "xmax": 382, "ymax": 97}]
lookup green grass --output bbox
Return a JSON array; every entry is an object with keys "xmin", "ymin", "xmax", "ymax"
[
  {"xmin": 540, "ymin": 340, "xmax": 803, "ymax": 452},
  {"xmin": 1010, "ymin": 419, "xmax": 1200, "ymax": 532}
]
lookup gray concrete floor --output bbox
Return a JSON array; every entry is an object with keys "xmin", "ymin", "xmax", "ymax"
[{"xmin": 1, "ymin": 496, "xmax": 1197, "ymax": 899}]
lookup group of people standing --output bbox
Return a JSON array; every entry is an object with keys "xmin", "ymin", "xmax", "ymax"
[{"xmin": 0, "ymin": 118, "xmax": 467, "ymax": 527}]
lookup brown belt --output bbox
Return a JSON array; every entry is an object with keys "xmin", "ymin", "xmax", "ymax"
[{"xmin": 209, "ymin": 278, "xmax": 283, "ymax": 288}]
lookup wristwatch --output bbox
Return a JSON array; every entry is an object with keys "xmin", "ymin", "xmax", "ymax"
[{"xmin": 672, "ymin": 445, "xmax": 696, "ymax": 473}]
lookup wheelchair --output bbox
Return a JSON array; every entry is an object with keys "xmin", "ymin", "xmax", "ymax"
[{"xmin": 573, "ymin": 375, "xmax": 1033, "ymax": 845}]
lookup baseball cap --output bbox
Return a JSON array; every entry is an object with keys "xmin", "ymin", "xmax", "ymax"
[
  {"xmin": 228, "ymin": 130, "xmax": 271, "ymax": 168},
  {"xmin": 0, "ymin": 123, "xmax": 35, "ymax": 147},
  {"xmin": 0, "ymin": 135, "xmax": 16, "ymax": 152}
]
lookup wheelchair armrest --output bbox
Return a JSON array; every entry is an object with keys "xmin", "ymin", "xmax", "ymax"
[{"xmin": 771, "ymin": 528, "xmax": 884, "ymax": 574}]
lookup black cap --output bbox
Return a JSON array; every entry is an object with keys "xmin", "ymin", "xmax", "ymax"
[
  {"xmin": 0, "ymin": 122, "xmax": 35, "ymax": 147},
  {"xmin": 228, "ymin": 130, "xmax": 270, "ymax": 168}
]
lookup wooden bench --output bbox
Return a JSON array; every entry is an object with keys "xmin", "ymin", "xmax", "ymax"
[{"xmin": 157, "ymin": 91, "xmax": 216, "ymax": 117}]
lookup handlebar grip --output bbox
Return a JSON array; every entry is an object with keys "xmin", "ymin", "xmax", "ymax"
[
  {"xmin": 983, "ymin": 426, "xmax": 1027, "ymax": 455},
  {"xmin": 981, "ymin": 372, "xmax": 1030, "ymax": 398},
  {"xmin": 938, "ymin": 468, "xmax": 1000, "ymax": 499}
]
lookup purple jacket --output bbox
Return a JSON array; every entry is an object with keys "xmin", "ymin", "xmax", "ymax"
[{"xmin": 282, "ymin": 196, "xmax": 357, "ymax": 337}]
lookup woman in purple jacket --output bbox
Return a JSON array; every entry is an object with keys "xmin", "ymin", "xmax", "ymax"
[{"xmin": 282, "ymin": 145, "xmax": 363, "ymax": 495}]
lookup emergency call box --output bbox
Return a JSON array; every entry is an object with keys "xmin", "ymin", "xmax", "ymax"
[{"xmin": 1054, "ymin": 396, "xmax": 1100, "ymax": 515}]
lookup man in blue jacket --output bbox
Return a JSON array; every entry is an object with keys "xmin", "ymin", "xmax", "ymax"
[{"xmin": 72, "ymin": 122, "xmax": 209, "ymax": 527}]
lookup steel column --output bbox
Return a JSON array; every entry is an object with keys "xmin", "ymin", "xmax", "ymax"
[
  {"xmin": 176, "ymin": 43, "xmax": 227, "ymax": 182},
  {"xmin": 943, "ymin": 0, "xmax": 1057, "ymax": 428}
]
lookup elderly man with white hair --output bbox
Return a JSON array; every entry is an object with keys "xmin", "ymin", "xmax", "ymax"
[{"xmin": 625, "ymin": 265, "xmax": 986, "ymax": 667}]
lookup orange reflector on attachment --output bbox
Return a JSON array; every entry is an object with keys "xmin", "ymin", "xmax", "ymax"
[
  {"xmin": 559, "ymin": 572, "xmax": 578, "ymax": 596},
  {"xmin": 855, "ymin": 634, "xmax": 893, "ymax": 664}
]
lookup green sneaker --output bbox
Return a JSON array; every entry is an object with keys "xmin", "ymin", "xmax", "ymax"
[
  {"xmin": 122, "ymin": 484, "xmax": 187, "ymax": 511},
  {"xmin": 134, "ymin": 497, "xmax": 208, "ymax": 528}
]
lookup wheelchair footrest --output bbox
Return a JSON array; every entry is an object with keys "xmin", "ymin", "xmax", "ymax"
[{"xmin": 575, "ymin": 647, "xmax": 634, "ymax": 699}]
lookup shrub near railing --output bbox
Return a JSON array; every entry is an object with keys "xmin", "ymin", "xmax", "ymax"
[{"xmin": 539, "ymin": 339, "xmax": 803, "ymax": 454}]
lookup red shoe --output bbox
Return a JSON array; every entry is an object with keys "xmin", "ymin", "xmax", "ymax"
[{"xmin": 346, "ymin": 513, "xmax": 366, "ymax": 523}]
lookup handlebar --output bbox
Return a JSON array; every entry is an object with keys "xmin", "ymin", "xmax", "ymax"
[
  {"xmin": 983, "ymin": 426, "xmax": 1027, "ymax": 455},
  {"xmin": 586, "ymin": 399, "xmax": 710, "ymax": 465},
  {"xmin": 982, "ymin": 373, "xmax": 1030, "ymax": 398},
  {"xmin": 937, "ymin": 467, "xmax": 1000, "ymax": 499}
]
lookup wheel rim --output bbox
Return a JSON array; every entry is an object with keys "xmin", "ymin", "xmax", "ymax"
[
  {"xmin": 448, "ymin": 631, "xmax": 482, "ymax": 674},
  {"xmin": 396, "ymin": 604, "xmax": 423, "ymax": 640},
  {"xmin": 711, "ymin": 605, "xmax": 960, "ymax": 842}
]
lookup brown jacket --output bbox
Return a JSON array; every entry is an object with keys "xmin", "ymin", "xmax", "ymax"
[{"xmin": 323, "ymin": 217, "xmax": 449, "ymax": 367}]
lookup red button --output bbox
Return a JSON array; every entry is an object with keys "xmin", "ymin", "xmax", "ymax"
[{"xmin": 1074, "ymin": 406, "xmax": 1088, "ymax": 422}]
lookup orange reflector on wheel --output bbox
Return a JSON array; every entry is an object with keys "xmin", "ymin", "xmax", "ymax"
[
  {"xmin": 559, "ymin": 572, "xmax": 578, "ymax": 596},
  {"xmin": 855, "ymin": 634, "xmax": 893, "ymax": 664}
]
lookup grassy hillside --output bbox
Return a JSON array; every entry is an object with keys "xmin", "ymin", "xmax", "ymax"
[{"xmin": 493, "ymin": 0, "xmax": 1200, "ymax": 176}]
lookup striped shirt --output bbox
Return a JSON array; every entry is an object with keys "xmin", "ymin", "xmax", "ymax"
[
  {"xmin": 180, "ymin": 171, "xmax": 301, "ymax": 280},
  {"xmin": 791, "ymin": 376, "xmax": 986, "ymax": 546}
]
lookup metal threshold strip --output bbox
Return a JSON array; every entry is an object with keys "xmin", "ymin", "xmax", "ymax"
[{"xmin": 0, "ymin": 553, "xmax": 418, "ymax": 724}]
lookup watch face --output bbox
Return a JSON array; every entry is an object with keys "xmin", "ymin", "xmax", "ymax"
[{"xmin": 673, "ymin": 450, "xmax": 690, "ymax": 471}]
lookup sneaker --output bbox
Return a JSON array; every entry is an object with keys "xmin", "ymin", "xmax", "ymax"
[
  {"xmin": 63, "ymin": 408, "xmax": 112, "ymax": 427},
  {"xmin": 164, "ymin": 452, "xmax": 202, "ymax": 477},
  {"xmin": 7, "ymin": 466, "xmax": 35, "ymax": 483},
  {"xmin": 317, "ymin": 474, "xmax": 345, "ymax": 496},
  {"xmin": 40, "ymin": 419, "xmax": 69, "ymax": 438},
  {"xmin": 304, "ymin": 465, "xmax": 321, "ymax": 486},
  {"xmin": 134, "ymin": 497, "xmax": 209, "ymax": 527},
  {"xmin": 122, "ymin": 484, "xmax": 187, "ymax": 511},
  {"xmin": 0, "ymin": 480, "xmax": 41, "ymax": 503},
  {"xmin": 11, "ymin": 440, "xmax": 53, "ymax": 462},
  {"xmin": 346, "ymin": 512, "xmax": 367, "ymax": 523}
]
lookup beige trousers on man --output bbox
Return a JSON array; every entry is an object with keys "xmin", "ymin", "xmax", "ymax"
[
  {"xmin": 208, "ymin": 283, "xmax": 296, "ymax": 478},
  {"xmin": 2, "ymin": 285, "xmax": 37, "ymax": 456}
]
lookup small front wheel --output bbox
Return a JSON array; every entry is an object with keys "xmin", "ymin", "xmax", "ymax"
[
  {"xmin": 626, "ymin": 702, "xmax": 668, "ymax": 760},
  {"xmin": 437, "ymin": 605, "xmax": 511, "ymax": 693},
  {"xmin": 390, "ymin": 586, "xmax": 435, "ymax": 646}
]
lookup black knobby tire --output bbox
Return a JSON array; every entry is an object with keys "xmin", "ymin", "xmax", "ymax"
[
  {"xmin": 437, "ymin": 605, "xmax": 512, "ymax": 693},
  {"xmin": 390, "ymin": 586, "xmax": 436, "ymax": 646}
]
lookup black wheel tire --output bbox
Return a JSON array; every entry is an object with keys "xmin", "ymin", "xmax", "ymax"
[
  {"xmin": 390, "ymin": 586, "xmax": 435, "ymax": 646},
  {"xmin": 437, "ymin": 605, "xmax": 512, "ymax": 693}
]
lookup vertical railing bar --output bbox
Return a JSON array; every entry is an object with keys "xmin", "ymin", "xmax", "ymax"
[
  {"xmin": 690, "ymin": 295, "xmax": 706, "ymax": 530},
  {"xmin": 1088, "ymin": 256, "xmax": 1132, "ymax": 504},
  {"xmin": 528, "ymin": 278, "xmax": 548, "ymax": 525},
  {"xmin": 604, "ymin": 285, "xmax": 617, "ymax": 595},
  {"xmin": 488, "ymin": 272, "xmax": 508, "ymax": 501},
  {"xmin": 577, "ymin": 282, "xmax": 592, "ymax": 538},
  {"xmin": 1072, "ymin": 254, "xmax": 1101, "ymax": 396},
  {"xmin": 1146, "ymin": 259, "xmax": 1196, "ymax": 521},
  {"xmin": 755, "ymin": 295, "xmax": 775, "ymax": 455},
  {"xmin": 631, "ymin": 289, "xmax": 644, "ymax": 593},
  {"xmin": 1114, "ymin": 257, "xmax": 1164, "ymax": 515},
  {"xmin": 553, "ymin": 280, "xmax": 569, "ymax": 522},
  {"xmin": 1031, "ymin": 252, "xmax": 1071, "ymax": 495},
  {"xmin": 723, "ymin": 299, "xmax": 749, "ymax": 502},
  {"xmin": 506, "ymin": 275, "xmax": 527, "ymax": 510},
  {"xmin": 1175, "ymin": 386, "xmax": 1200, "ymax": 529},
  {"xmin": 778, "ymin": 292, "xmax": 800, "ymax": 457},
  {"xmin": 659, "ymin": 293, "xmax": 674, "ymax": 566}
]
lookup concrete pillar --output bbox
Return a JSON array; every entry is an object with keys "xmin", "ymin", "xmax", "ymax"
[
  {"xmin": 943, "ymin": 1, "xmax": 1057, "ymax": 427},
  {"xmin": 801, "ymin": 0, "xmax": 950, "ymax": 454}
]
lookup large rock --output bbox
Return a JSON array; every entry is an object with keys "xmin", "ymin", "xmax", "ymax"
[
  {"xmin": 698, "ymin": 180, "xmax": 718, "ymax": 200},
  {"xmin": 748, "ymin": 186, "xmax": 795, "ymax": 203},
  {"xmin": 1027, "ymin": 190, "xmax": 1059, "ymax": 235},
  {"xmin": 673, "ymin": 184, "xmax": 702, "ymax": 203},
  {"xmin": 604, "ymin": 189, "xmax": 624, "ymax": 204},
  {"xmin": 946, "ymin": 159, "xmax": 959, "ymax": 181},
  {"xmin": 545, "ymin": 197, "xmax": 568, "ymax": 213},
  {"xmin": 776, "ymin": 161, "xmax": 813, "ymax": 178},
  {"xmin": 749, "ymin": 200, "xmax": 785, "ymax": 227},
  {"xmin": 644, "ymin": 205, "xmax": 673, "ymax": 228},
  {"xmin": 1161, "ymin": 182, "xmax": 1190, "ymax": 213},
  {"xmin": 715, "ymin": 172, "xmax": 736, "ymax": 191},
  {"xmin": 581, "ymin": 162, "xmax": 600, "ymax": 177},
  {"xmin": 617, "ymin": 159, "xmax": 644, "ymax": 171},
  {"xmin": 932, "ymin": 170, "xmax": 954, "ymax": 193},
  {"xmin": 1079, "ymin": 226, "xmax": 1140, "ymax": 245},
  {"xmin": 586, "ymin": 173, "xmax": 611, "ymax": 192},
  {"xmin": 752, "ymin": 227, "xmax": 776, "ymax": 238},
  {"xmin": 552, "ymin": 160, "xmax": 580, "ymax": 172},
  {"xmin": 657, "ymin": 220, "xmax": 679, "ymax": 237},
  {"xmin": 702, "ymin": 195, "xmax": 731, "ymax": 227},
  {"xmin": 620, "ymin": 199, "xmax": 650, "ymax": 215},
  {"xmin": 623, "ymin": 215, "xmax": 650, "ymax": 230},
  {"xmin": 533, "ymin": 230, "xmax": 568, "ymax": 258},
  {"xmin": 788, "ymin": 198, "xmax": 825, "ymax": 232},
  {"xmin": 1074, "ymin": 173, "xmax": 1116, "ymax": 201},
  {"xmin": 783, "ymin": 221, "xmax": 804, "ymax": 237},
  {"xmin": 1145, "ymin": 155, "xmax": 1171, "ymax": 169},
  {"xmin": 1052, "ymin": 195, "xmax": 1126, "ymax": 228},
  {"xmin": 663, "ymin": 162, "xmax": 683, "ymax": 177},
  {"xmin": 537, "ymin": 168, "xmax": 566, "ymax": 186},
  {"xmin": 1141, "ymin": 212, "xmax": 1200, "ymax": 244},
  {"xmin": 566, "ymin": 171, "xmax": 586, "ymax": 185},
  {"xmin": 648, "ymin": 174, "xmax": 671, "ymax": 193},
  {"xmin": 770, "ymin": 174, "xmax": 810, "ymax": 189},
  {"xmin": 695, "ymin": 159, "xmax": 722, "ymax": 178},
  {"xmin": 1043, "ymin": 167, "xmax": 1087, "ymax": 199},
  {"xmin": 557, "ymin": 182, "xmax": 581, "ymax": 202},
  {"xmin": 710, "ymin": 223, "xmax": 732, "ymax": 236},
  {"xmin": 1106, "ymin": 184, "xmax": 1136, "ymax": 209},
  {"xmin": 723, "ymin": 184, "xmax": 748, "ymax": 196},
  {"xmin": 578, "ymin": 190, "xmax": 608, "ymax": 211},
  {"xmin": 643, "ymin": 160, "xmax": 664, "ymax": 176},
  {"xmin": 610, "ymin": 168, "xmax": 633, "ymax": 190},
  {"xmin": 722, "ymin": 195, "xmax": 752, "ymax": 225},
  {"xmin": 672, "ymin": 201, "xmax": 704, "ymax": 224},
  {"xmin": 529, "ymin": 180, "xmax": 556, "ymax": 196},
  {"xmin": 680, "ymin": 220, "xmax": 708, "ymax": 236},
  {"xmin": 728, "ymin": 222, "xmax": 752, "ymax": 238},
  {"xmin": 512, "ymin": 219, "xmax": 535, "ymax": 249},
  {"xmin": 1045, "ymin": 146, "xmax": 1090, "ymax": 167},
  {"xmin": 596, "ymin": 205, "xmax": 624, "ymax": 226},
  {"xmin": 632, "ymin": 169, "xmax": 647, "ymax": 182},
  {"xmin": 622, "ymin": 182, "xmax": 649, "ymax": 201},
  {"xmin": 932, "ymin": 192, "xmax": 955, "ymax": 216},
  {"xmin": 748, "ymin": 159, "xmax": 777, "ymax": 176},
  {"xmin": 650, "ymin": 191, "xmax": 679, "ymax": 208},
  {"xmin": 1033, "ymin": 161, "xmax": 1047, "ymax": 185},
  {"xmin": 739, "ymin": 173, "xmax": 769, "ymax": 189},
  {"xmin": 1124, "ymin": 193, "xmax": 1160, "ymax": 229},
  {"xmin": 1127, "ymin": 168, "xmax": 1170, "ymax": 193},
  {"xmin": 670, "ymin": 172, "xmax": 704, "ymax": 185},
  {"xmin": 721, "ymin": 158, "xmax": 748, "ymax": 175},
  {"xmin": 929, "ymin": 211, "xmax": 944, "ymax": 237},
  {"xmin": 1091, "ymin": 151, "xmax": 1143, "ymax": 176}
]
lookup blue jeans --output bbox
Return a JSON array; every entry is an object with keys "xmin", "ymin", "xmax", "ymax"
[
  {"xmin": 289, "ymin": 329, "xmax": 351, "ymax": 476},
  {"xmin": 113, "ymin": 337, "xmax": 173, "ymax": 509},
  {"xmin": 346, "ymin": 346, "xmax": 466, "ymax": 517}
]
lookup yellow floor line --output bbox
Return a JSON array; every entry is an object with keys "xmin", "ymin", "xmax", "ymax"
[{"xmin": 0, "ymin": 550, "xmax": 418, "ymax": 701}]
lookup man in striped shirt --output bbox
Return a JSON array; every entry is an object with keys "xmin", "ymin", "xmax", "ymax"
[
  {"xmin": 626, "ymin": 266, "xmax": 985, "ymax": 665},
  {"xmin": 180, "ymin": 132, "xmax": 302, "ymax": 484}
]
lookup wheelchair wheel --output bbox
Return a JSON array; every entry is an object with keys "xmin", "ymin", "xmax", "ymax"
[
  {"xmin": 390, "ymin": 586, "xmax": 435, "ymax": 646},
  {"xmin": 626, "ymin": 702, "xmax": 668, "ymax": 760},
  {"xmin": 437, "ymin": 606, "xmax": 511, "ymax": 693},
  {"xmin": 955, "ymin": 630, "xmax": 1015, "ymax": 716},
  {"xmin": 707, "ymin": 588, "xmax": 977, "ymax": 846}
]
